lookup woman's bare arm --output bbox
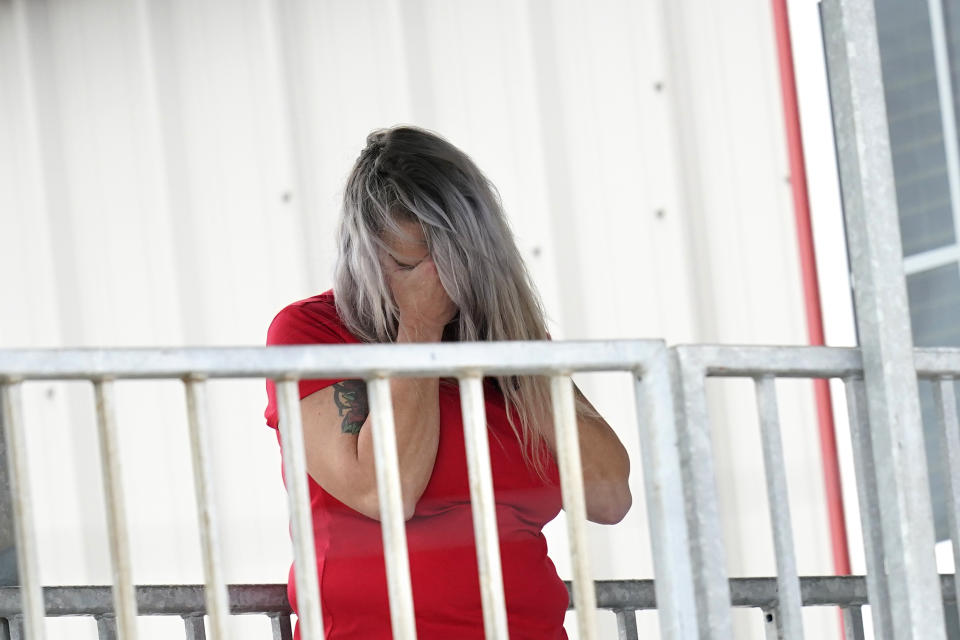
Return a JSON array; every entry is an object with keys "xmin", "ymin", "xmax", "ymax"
[
  {"xmin": 299, "ymin": 249, "xmax": 456, "ymax": 520},
  {"xmin": 547, "ymin": 386, "xmax": 632, "ymax": 524},
  {"xmin": 299, "ymin": 334, "xmax": 442, "ymax": 521}
]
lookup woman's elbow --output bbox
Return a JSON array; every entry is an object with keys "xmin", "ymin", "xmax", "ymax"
[
  {"xmin": 402, "ymin": 499, "xmax": 418, "ymax": 521},
  {"xmin": 587, "ymin": 484, "xmax": 632, "ymax": 525},
  {"xmin": 357, "ymin": 489, "xmax": 420, "ymax": 522},
  {"xmin": 586, "ymin": 448, "xmax": 632, "ymax": 524}
]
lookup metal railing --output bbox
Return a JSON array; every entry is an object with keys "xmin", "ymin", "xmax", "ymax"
[
  {"xmin": 672, "ymin": 345, "xmax": 960, "ymax": 640},
  {"xmin": 3, "ymin": 574, "xmax": 958, "ymax": 640},
  {"xmin": 0, "ymin": 339, "xmax": 691, "ymax": 640},
  {"xmin": 0, "ymin": 584, "xmax": 294, "ymax": 640},
  {"xmin": 2, "ymin": 341, "xmax": 960, "ymax": 640}
]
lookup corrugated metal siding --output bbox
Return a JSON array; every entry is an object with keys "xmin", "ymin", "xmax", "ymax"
[{"xmin": 0, "ymin": 0, "xmax": 835, "ymax": 637}]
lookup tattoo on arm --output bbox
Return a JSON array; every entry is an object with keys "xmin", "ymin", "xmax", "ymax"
[{"xmin": 332, "ymin": 380, "xmax": 369, "ymax": 435}]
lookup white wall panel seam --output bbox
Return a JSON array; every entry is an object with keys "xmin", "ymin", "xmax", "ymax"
[
  {"xmin": 140, "ymin": 0, "xmax": 207, "ymax": 348},
  {"xmin": 521, "ymin": 0, "xmax": 591, "ymax": 340},
  {"xmin": 11, "ymin": 0, "xmax": 74, "ymax": 346},
  {"xmin": 11, "ymin": 0, "xmax": 107, "ymax": 590},
  {"xmin": 653, "ymin": 0, "xmax": 719, "ymax": 344},
  {"xmin": 131, "ymin": 0, "xmax": 186, "ymax": 346},
  {"xmin": 260, "ymin": 0, "xmax": 322, "ymax": 297}
]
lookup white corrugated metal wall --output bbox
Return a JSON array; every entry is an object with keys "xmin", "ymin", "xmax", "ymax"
[{"xmin": 0, "ymin": 0, "xmax": 845, "ymax": 637}]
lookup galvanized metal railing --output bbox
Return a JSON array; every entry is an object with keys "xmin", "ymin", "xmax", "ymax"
[
  {"xmin": 671, "ymin": 344, "xmax": 960, "ymax": 640},
  {"xmin": 3, "ymin": 574, "xmax": 958, "ymax": 640},
  {"xmin": 2, "ymin": 341, "xmax": 959, "ymax": 640},
  {"xmin": 820, "ymin": 0, "xmax": 950, "ymax": 636},
  {"xmin": 0, "ymin": 584, "xmax": 294, "ymax": 640},
  {"xmin": 0, "ymin": 339, "xmax": 696, "ymax": 640}
]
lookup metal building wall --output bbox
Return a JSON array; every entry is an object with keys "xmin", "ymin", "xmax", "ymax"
[{"xmin": 0, "ymin": 0, "xmax": 835, "ymax": 637}]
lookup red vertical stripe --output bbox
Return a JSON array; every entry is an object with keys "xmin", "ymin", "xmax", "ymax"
[{"xmin": 770, "ymin": 0, "xmax": 852, "ymax": 577}]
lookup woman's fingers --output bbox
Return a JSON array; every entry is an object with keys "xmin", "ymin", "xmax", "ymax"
[{"xmin": 389, "ymin": 257, "xmax": 457, "ymax": 330}]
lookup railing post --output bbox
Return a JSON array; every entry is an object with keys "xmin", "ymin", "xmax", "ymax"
[
  {"xmin": 761, "ymin": 608, "xmax": 779, "ymax": 640},
  {"xmin": 457, "ymin": 375, "xmax": 509, "ymax": 640},
  {"xmin": 366, "ymin": 376, "xmax": 417, "ymax": 640},
  {"xmin": 0, "ymin": 384, "xmax": 43, "ymax": 640},
  {"xmin": 5, "ymin": 616, "xmax": 22, "ymax": 640},
  {"xmin": 95, "ymin": 615, "xmax": 118, "ymax": 640},
  {"xmin": 841, "ymin": 378, "xmax": 891, "ymax": 639},
  {"xmin": 182, "ymin": 378, "xmax": 229, "ymax": 640},
  {"xmin": 753, "ymin": 376, "xmax": 803, "ymax": 639},
  {"xmin": 841, "ymin": 606, "xmax": 866, "ymax": 640},
  {"xmin": 933, "ymin": 377, "xmax": 960, "ymax": 624},
  {"xmin": 92, "ymin": 381, "xmax": 139, "ymax": 640},
  {"xmin": 0, "ymin": 392, "xmax": 18, "ymax": 590},
  {"xmin": 274, "ymin": 379, "xmax": 324, "ymax": 640},
  {"xmin": 182, "ymin": 615, "xmax": 206, "ymax": 640},
  {"xmin": 613, "ymin": 608, "xmax": 639, "ymax": 640},
  {"xmin": 669, "ymin": 348, "xmax": 733, "ymax": 639},
  {"xmin": 633, "ymin": 345, "xmax": 697, "ymax": 640},
  {"xmin": 550, "ymin": 374, "xmax": 597, "ymax": 640},
  {"xmin": 821, "ymin": 0, "xmax": 947, "ymax": 637},
  {"xmin": 269, "ymin": 614, "xmax": 293, "ymax": 640}
]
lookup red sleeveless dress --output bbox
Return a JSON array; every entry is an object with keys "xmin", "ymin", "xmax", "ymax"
[{"xmin": 264, "ymin": 291, "xmax": 569, "ymax": 639}]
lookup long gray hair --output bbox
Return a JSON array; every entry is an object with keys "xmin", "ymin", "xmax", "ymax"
[{"xmin": 334, "ymin": 125, "xmax": 591, "ymax": 473}]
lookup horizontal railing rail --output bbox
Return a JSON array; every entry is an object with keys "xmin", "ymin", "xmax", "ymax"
[
  {"xmin": 0, "ymin": 340, "xmax": 662, "ymax": 379},
  {"xmin": 4, "ymin": 342, "xmax": 956, "ymax": 379},
  {"xmin": 1, "ymin": 576, "xmax": 956, "ymax": 640}
]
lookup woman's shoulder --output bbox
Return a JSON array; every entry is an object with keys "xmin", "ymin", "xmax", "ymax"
[{"xmin": 266, "ymin": 289, "xmax": 358, "ymax": 346}]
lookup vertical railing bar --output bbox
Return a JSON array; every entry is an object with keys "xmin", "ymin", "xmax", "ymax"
[
  {"xmin": 0, "ymin": 383, "xmax": 45, "ymax": 640},
  {"xmin": 366, "ymin": 376, "xmax": 417, "ymax": 640},
  {"xmin": 822, "ymin": 0, "xmax": 946, "ymax": 636},
  {"xmin": 932, "ymin": 376, "xmax": 960, "ymax": 623},
  {"xmin": 670, "ymin": 349, "xmax": 733, "ymax": 639},
  {"xmin": 633, "ymin": 347, "xmax": 698, "ymax": 640},
  {"xmin": 614, "ymin": 609, "xmax": 639, "ymax": 640},
  {"xmin": 761, "ymin": 608, "xmax": 778, "ymax": 640},
  {"xmin": 92, "ymin": 380, "xmax": 139, "ymax": 640},
  {"xmin": 760, "ymin": 606, "xmax": 792, "ymax": 640},
  {"xmin": 182, "ymin": 615, "xmax": 206, "ymax": 640},
  {"xmin": 753, "ymin": 376, "xmax": 804, "ymax": 639},
  {"xmin": 274, "ymin": 379, "xmax": 324, "ymax": 640},
  {"xmin": 549, "ymin": 374, "xmax": 597, "ymax": 640},
  {"xmin": 95, "ymin": 615, "xmax": 118, "ymax": 640},
  {"xmin": 269, "ymin": 614, "xmax": 293, "ymax": 640},
  {"xmin": 6, "ymin": 616, "xmax": 22, "ymax": 640},
  {"xmin": 183, "ymin": 378, "xmax": 229, "ymax": 640},
  {"xmin": 458, "ymin": 375, "xmax": 509, "ymax": 640},
  {"xmin": 841, "ymin": 606, "xmax": 866, "ymax": 640},
  {"xmin": 842, "ymin": 377, "xmax": 892, "ymax": 640}
]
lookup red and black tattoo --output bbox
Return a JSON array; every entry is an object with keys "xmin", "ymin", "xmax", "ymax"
[{"xmin": 332, "ymin": 380, "xmax": 368, "ymax": 435}]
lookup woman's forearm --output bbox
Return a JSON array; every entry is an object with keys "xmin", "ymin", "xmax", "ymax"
[
  {"xmin": 549, "ymin": 386, "xmax": 632, "ymax": 524},
  {"xmin": 575, "ymin": 413, "xmax": 632, "ymax": 524},
  {"xmin": 354, "ymin": 322, "xmax": 444, "ymax": 519}
]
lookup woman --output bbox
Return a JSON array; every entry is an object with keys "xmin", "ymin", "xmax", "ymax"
[{"xmin": 264, "ymin": 125, "xmax": 631, "ymax": 639}]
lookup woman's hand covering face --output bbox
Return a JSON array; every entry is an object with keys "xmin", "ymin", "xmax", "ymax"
[
  {"xmin": 388, "ymin": 258, "xmax": 457, "ymax": 334},
  {"xmin": 381, "ymin": 220, "xmax": 457, "ymax": 337}
]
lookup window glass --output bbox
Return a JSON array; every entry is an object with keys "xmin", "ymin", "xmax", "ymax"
[
  {"xmin": 907, "ymin": 265, "xmax": 960, "ymax": 547},
  {"xmin": 876, "ymin": 0, "xmax": 956, "ymax": 255},
  {"xmin": 940, "ymin": 0, "xmax": 960, "ymax": 230},
  {"xmin": 907, "ymin": 263, "xmax": 960, "ymax": 348}
]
